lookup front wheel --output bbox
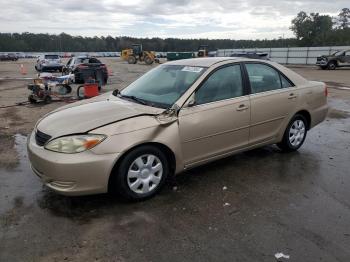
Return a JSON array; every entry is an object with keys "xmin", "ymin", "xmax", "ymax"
[
  {"xmin": 277, "ymin": 114, "xmax": 308, "ymax": 152},
  {"xmin": 111, "ymin": 146, "xmax": 169, "ymax": 200},
  {"xmin": 127, "ymin": 55, "xmax": 137, "ymax": 64},
  {"xmin": 327, "ymin": 61, "xmax": 337, "ymax": 70}
]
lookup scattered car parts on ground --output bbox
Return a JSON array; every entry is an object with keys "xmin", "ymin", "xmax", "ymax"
[{"xmin": 27, "ymin": 73, "xmax": 74, "ymax": 103}]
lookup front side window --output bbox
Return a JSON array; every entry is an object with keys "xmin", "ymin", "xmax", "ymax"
[
  {"xmin": 120, "ymin": 65, "xmax": 206, "ymax": 108},
  {"xmin": 245, "ymin": 63, "xmax": 291, "ymax": 94},
  {"xmin": 195, "ymin": 65, "xmax": 243, "ymax": 105}
]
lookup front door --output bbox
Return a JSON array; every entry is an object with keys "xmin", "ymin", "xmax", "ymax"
[{"xmin": 178, "ymin": 64, "xmax": 250, "ymax": 166}]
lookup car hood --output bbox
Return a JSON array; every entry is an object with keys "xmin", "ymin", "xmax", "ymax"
[{"xmin": 36, "ymin": 92, "xmax": 164, "ymax": 138}]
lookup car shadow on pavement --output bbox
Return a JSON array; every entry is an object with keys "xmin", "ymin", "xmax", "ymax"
[{"xmin": 34, "ymin": 145, "xmax": 309, "ymax": 223}]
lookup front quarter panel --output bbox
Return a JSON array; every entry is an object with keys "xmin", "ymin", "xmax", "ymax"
[{"xmin": 90, "ymin": 115, "xmax": 184, "ymax": 173}]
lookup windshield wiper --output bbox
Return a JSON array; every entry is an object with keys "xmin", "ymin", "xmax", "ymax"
[
  {"xmin": 113, "ymin": 89, "xmax": 167, "ymax": 108},
  {"xmin": 119, "ymin": 94, "xmax": 149, "ymax": 106}
]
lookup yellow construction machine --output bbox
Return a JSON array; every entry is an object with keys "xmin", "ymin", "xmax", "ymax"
[{"xmin": 121, "ymin": 44, "xmax": 155, "ymax": 65}]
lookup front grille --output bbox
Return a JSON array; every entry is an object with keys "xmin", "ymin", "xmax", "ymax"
[{"xmin": 35, "ymin": 130, "xmax": 51, "ymax": 146}]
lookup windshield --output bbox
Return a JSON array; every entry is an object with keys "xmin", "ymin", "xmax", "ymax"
[
  {"xmin": 332, "ymin": 51, "xmax": 344, "ymax": 56},
  {"xmin": 120, "ymin": 65, "xmax": 206, "ymax": 108},
  {"xmin": 45, "ymin": 55, "xmax": 59, "ymax": 59}
]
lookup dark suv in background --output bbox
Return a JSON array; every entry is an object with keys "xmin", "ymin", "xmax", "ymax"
[
  {"xmin": 64, "ymin": 56, "xmax": 108, "ymax": 84},
  {"xmin": 316, "ymin": 50, "xmax": 350, "ymax": 70}
]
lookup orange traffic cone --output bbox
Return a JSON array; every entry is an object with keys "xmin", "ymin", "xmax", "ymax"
[{"xmin": 20, "ymin": 64, "xmax": 27, "ymax": 75}]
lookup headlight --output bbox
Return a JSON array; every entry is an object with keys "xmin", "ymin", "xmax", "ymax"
[{"xmin": 44, "ymin": 134, "xmax": 106, "ymax": 153}]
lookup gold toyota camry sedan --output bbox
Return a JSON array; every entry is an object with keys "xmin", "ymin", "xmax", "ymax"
[{"xmin": 27, "ymin": 57, "xmax": 328, "ymax": 200}]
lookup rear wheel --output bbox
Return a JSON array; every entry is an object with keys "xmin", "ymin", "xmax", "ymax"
[
  {"xmin": 277, "ymin": 114, "xmax": 308, "ymax": 152},
  {"xmin": 111, "ymin": 145, "xmax": 169, "ymax": 200}
]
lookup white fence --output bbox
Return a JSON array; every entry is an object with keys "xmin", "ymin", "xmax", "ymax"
[{"xmin": 217, "ymin": 46, "xmax": 350, "ymax": 65}]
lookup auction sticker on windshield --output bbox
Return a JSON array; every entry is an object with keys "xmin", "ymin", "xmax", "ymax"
[{"xmin": 181, "ymin": 66, "xmax": 203, "ymax": 73}]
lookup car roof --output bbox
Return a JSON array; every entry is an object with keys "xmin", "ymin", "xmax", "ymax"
[{"xmin": 165, "ymin": 57, "xmax": 243, "ymax": 67}]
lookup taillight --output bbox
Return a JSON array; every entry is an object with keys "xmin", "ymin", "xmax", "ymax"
[{"xmin": 325, "ymin": 85, "xmax": 328, "ymax": 97}]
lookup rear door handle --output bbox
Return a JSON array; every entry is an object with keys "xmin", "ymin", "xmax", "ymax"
[
  {"xmin": 236, "ymin": 104, "xmax": 249, "ymax": 111},
  {"xmin": 288, "ymin": 93, "xmax": 297, "ymax": 99}
]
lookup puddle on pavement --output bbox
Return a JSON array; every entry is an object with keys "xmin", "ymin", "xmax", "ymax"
[
  {"xmin": 327, "ymin": 108, "xmax": 350, "ymax": 119},
  {"xmin": 0, "ymin": 134, "xmax": 39, "ymax": 215},
  {"xmin": 0, "ymin": 134, "xmax": 19, "ymax": 169}
]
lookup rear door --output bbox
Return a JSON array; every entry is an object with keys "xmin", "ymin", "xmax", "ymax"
[
  {"xmin": 244, "ymin": 63, "xmax": 298, "ymax": 146},
  {"xmin": 178, "ymin": 64, "xmax": 250, "ymax": 165}
]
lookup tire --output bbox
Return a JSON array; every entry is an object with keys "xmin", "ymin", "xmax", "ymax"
[
  {"xmin": 65, "ymin": 85, "xmax": 72, "ymax": 94},
  {"xmin": 128, "ymin": 56, "xmax": 137, "ymax": 64},
  {"xmin": 327, "ymin": 61, "xmax": 337, "ymax": 70},
  {"xmin": 44, "ymin": 95, "xmax": 52, "ymax": 104},
  {"xmin": 28, "ymin": 94, "xmax": 37, "ymax": 104},
  {"xmin": 77, "ymin": 85, "xmax": 84, "ymax": 99},
  {"xmin": 144, "ymin": 56, "xmax": 153, "ymax": 65},
  {"xmin": 111, "ymin": 145, "xmax": 169, "ymax": 200},
  {"xmin": 277, "ymin": 114, "xmax": 308, "ymax": 152}
]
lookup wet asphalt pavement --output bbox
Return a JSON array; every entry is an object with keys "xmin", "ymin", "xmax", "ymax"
[{"xmin": 1, "ymin": 96, "xmax": 350, "ymax": 262}]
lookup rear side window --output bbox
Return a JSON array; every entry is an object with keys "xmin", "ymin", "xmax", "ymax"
[
  {"xmin": 245, "ymin": 63, "xmax": 292, "ymax": 94},
  {"xmin": 195, "ymin": 64, "xmax": 243, "ymax": 105}
]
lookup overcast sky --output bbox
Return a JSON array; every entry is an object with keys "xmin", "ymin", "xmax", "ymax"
[{"xmin": 0, "ymin": 0, "xmax": 348, "ymax": 39}]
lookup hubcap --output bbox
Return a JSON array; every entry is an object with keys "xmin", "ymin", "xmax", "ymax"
[
  {"xmin": 127, "ymin": 154, "xmax": 163, "ymax": 194},
  {"xmin": 289, "ymin": 120, "xmax": 306, "ymax": 147}
]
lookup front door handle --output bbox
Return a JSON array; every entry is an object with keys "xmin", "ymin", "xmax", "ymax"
[
  {"xmin": 236, "ymin": 104, "xmax": 249, "ymax": 111},
  {"xmin": 288, "ymin": 93, "xmax": 297, "ymax": 99}
]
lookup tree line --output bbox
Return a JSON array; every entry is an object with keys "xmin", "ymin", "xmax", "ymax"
[{"xmin": 0, "ymin": 8, "xmax": 349, "ymax": 52}]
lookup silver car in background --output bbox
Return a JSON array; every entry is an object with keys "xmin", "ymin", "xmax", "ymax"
[{"xmin": 35, "ymin": 54, "xmax": 64, "ymax": 72}]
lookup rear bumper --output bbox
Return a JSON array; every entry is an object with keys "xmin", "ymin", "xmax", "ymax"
[
  {"xmin": 27, "ymin": 131, "xmax": 119, "ymax": 196},
  {"xmin": 310, "ymin": 104, "xmax": 329, "ymax": 128}
]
